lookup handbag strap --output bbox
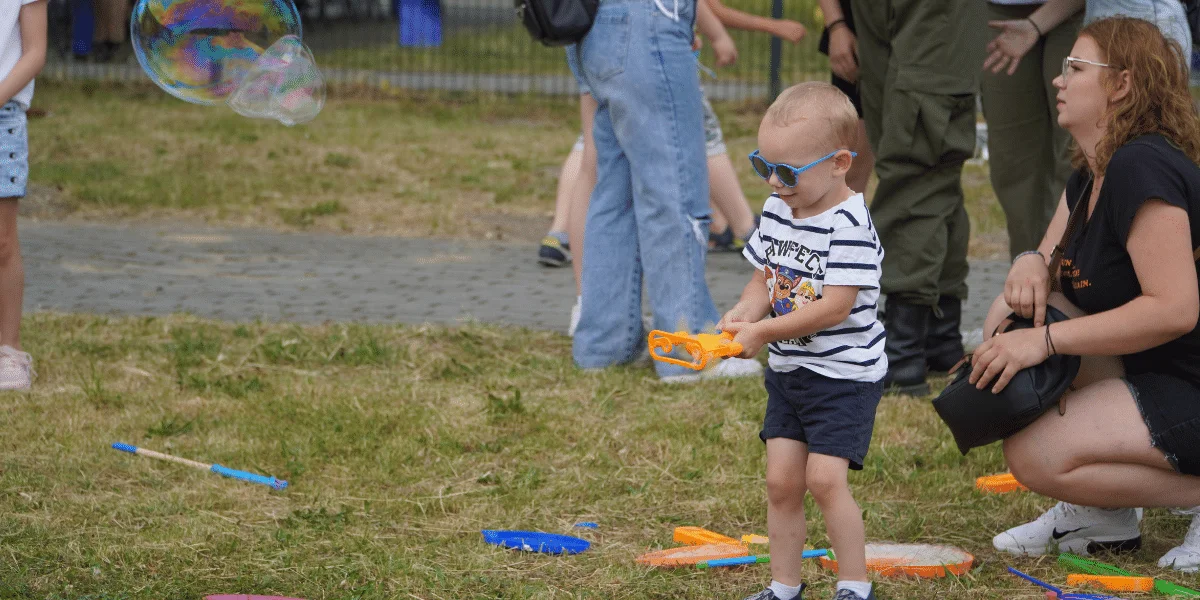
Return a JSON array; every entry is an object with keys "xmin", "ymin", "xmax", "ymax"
[{"xmin": 1048, "ymin": 173, "xmax": 1094, "ymax": 293}]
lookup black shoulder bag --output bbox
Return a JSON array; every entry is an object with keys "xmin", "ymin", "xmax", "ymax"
[
  {"xmin": 930, "ymin": 175, "xmax": 1093, "ymax": 455},
  {"xmin": 515, "ymin": 0, "xmax": 599, "ymax": 47}
]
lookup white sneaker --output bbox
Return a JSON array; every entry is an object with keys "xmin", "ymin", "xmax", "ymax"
[
  {"xmin": 659, "ymin": 356, "xmax": 764, "ymax": 384},
  {"xmin": 568, "ymin": 298, "xmax": 581, "ymax": 338},
  {"xmin": 993, "ymin": 502, "xmax": 1142, "ymax": 556},
  {"xmin": 1159, "ymin": 512, "xmax": 1200, "ymax": 572},
  {"xmin": 0, "ymin": 345, "xmax": 33, "ymax": 390}
]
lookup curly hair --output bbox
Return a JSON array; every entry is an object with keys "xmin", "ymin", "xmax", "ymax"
[{"xmin": 1073, "ymin": 16, "xmax": 1200, "ymax": 174}]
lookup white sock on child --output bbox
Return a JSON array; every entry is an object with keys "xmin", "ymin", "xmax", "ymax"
[
  {"xmin": 769, "ymin": 580, "xmax": 803, "ymax": 600},
  {"xmin": 836, "ymin": 581, "xmax": 872, "ymax": 599}
]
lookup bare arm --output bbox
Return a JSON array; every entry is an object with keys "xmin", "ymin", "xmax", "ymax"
[
  {"xmin": 984, "ymin": 0, "xmax": 1084, "ymax": 75},
  {"xmin": 1050, "ymin": 200, "xmax": 1199, "ymax": 356},
  {"xmin": 0, "ymin": 1, "xmax": 48, "ymax": 107},
  {"xmin": 707, "ymin": 0, "xmax": 805, "ymax": 43},
  {"xmin": 818, "ymin": 0, "xmax": 857, "ymax": 82},
  {"xmin": 723, "ymin": 285, "xmax": 859, "ymax": 358},
  {"xmin": 696, "ymin": 0, "xmax": 738, "ymax": 66}
]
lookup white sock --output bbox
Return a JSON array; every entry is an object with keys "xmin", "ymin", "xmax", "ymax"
[
  {"xmin": 769, "ymin": 580, "xmax": 803, "ymax": 600},
  {"xmin": 836, "ymin": 581, "xmax": 872, "ymax": 599}
]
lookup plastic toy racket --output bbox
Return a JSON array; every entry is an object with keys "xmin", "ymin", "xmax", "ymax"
[
  {"xmin": 674, "ymin": 526, "xmax": 741, "ymax": 546},
  {"xmin": 1008, "ymin": 566, "xmax": 1127, "ymax": 599},
  {"xmin": 976, "ymin": 472, "xmax": 1029, "ymax": 493},
  {"xmin": 112, "ymin": 443, "xmax": 287, "ymax": 490},
  {"xmin": 637, "ymin": 543, "xmax": 749, "ymax": 567},
  {"xmin": 819, "ymin": 543, "xmax": 974, "ymax": 578},
  {"xmin": 1067, "ymin": 575, "xmax": 1155, "ymax": 593},
  {"xmin": 1059, "ymin": 553, "xmax": 1200, "ymax": 596},
  {"xmin": 648, "ymin": 330, "xmax": 742, "ymax": 370},
  {"xmin": 482, "ymin": 530, "xmax": 590, "ymax": 555}
]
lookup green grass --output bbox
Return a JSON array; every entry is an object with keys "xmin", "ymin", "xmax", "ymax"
[
  {"xmin": 28, "ymin": 81, "xmax": 1010, "ymax": 255},
  {"xmin": 1, "ymin": 314, "xmax": 1197, "ymax": 598}
]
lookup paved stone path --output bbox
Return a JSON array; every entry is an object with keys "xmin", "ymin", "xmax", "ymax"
[{"xmin": 21, "ymin": 221, "xmax": 1008, "ymax": 344}]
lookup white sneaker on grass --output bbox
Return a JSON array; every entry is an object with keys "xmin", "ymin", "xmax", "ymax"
[
  {"xmin": 993, "ymin": 502, "xmax": 1142, "ymax": 556},
  {"xmin": 1159, "ymin": 511, "xmax": 1200, "ymax": 572},
  {"xmin": 0, "ymin": 345, "xmax": 33, "ymax": 390},
  {"xmin": 568, "ymin": 298, "xmax": 581, "ymax": 337},
  {"xmin": 659, "ymin": 356, "xmax": 763, "ymax": 384}
]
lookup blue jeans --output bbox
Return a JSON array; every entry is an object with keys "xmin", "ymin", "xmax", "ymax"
[{"xmin": 571, "ymin": 0, "xmax": 720, "ymax": 378}]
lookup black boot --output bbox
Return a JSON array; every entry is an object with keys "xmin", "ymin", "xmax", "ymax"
[
  {"xmin": 926, "ymin": 295, "xmax": 965, "ymax": 373},
  {"xmin": 882, "ymin": 300, "xmax": 931, "ymax": 396}
]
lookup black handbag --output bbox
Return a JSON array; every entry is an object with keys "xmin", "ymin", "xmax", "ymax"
[
  {"xmin": 515, "ymin": 0, "xmax": 599, "ymax": 47},
  {"xmin": 930, "ymin": 172, "xmax": 1095, "ymax": 455},
  {"xmin": 932, "ymin": 306, "xmax": 1082, "ymax": 455}
]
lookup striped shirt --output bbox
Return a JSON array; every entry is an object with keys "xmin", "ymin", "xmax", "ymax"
[{"xmin": 742, "ymin": 193, "xmax": 888, "ymax": 382}]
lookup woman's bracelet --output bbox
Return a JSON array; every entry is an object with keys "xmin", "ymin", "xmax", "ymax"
[
  {"xmin": 825, "ymin": 18, "xmax": 848, "ymax": 33},
  {"xmin": 1045, "ymin": 323, "xmax": 1058, "ymax": 356},
  {"xmin": 1013, "ymin": 250, "xmax": 1045, "ymax": 265},
  {"xmin": 1027, "ymin": 17, "xmax": 1044, "ymax": 37}
]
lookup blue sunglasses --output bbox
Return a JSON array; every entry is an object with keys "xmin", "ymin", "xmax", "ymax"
[{"xmin": 748, "ymin": 149, "xmax": 856, "ymax": 187}]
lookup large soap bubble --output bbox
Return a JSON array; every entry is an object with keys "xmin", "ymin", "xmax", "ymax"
[
  {"xmin": 131, "ymin": 0, "xmax": 303, "ymax": 106},
  {"xmin": 227, "ymin": 35, "xmax": 325, "ymax": 126}
]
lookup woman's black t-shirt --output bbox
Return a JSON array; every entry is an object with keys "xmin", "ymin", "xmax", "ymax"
[{"xmin": 1060, "ymin": 134, "xmax": 1200, "ymax": 385}]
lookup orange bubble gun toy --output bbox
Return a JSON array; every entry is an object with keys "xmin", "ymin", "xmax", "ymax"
[{"xmin": 648, "ymin": 330, "xmax": 742, "ymax": 371}]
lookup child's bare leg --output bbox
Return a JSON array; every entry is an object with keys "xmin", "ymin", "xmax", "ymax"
[
  {"xmin": 567, "ymin": 93, "xmax": 598, "ymax": 295},
  {"xmin": 0, "ymin": 199, "xmax": 23, "ymax": 349},
  {"xmin": 708, "ymin": 153, "xmax": 756, "ymax": 238},
  {"xmin": 766, "ymin": 438, "xmax": 809, "ymax": 587},
  {"xmin": 549, "ymin": 148, "xmax": 582, "ymax": 234},
  {"xmin": 807, "ymin": 454, "xmax": 867, "ymax": 583}
]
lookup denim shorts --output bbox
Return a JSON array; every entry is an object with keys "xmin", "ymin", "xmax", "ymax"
[
  {"xmin": 0, "ymin": 101, "xmax": 28, "ymax": 198},
  {"xmin": 1124, "ymin": 371, "xmax": 1200, "ymax": 476},
  {"xmin": 761, "ymin": 366, "xmax": 883, "ymax": 470}
]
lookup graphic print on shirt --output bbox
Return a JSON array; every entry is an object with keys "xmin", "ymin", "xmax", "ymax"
[{"xmin": 765, "ymin": 264, "xmax": 818, "ymax": 346}]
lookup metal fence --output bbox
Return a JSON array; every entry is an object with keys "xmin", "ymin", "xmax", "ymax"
[{"xmin": 45, "ymin": 0, "xmax": 830, "ymax": 102}]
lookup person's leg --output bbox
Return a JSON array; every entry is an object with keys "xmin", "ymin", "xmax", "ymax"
[
  {"xmin": 807, "ymin": 454, "xmax": 867, "ymax": 584},
  {"xmin": 538, "ymin": 144, "xmax": 581, "ymax": 268},
  {"xmin": 981, "ymin": 2, "xmax": 1063, "ymax": 259},
  {"xmin": 568, "ymin": 93, "xmax": 599, "ymax": 296},
  {"xmin": 707, "ymin": 152, "xmax": 755, "ymax": 243},
  {"xmin": 0, "ymin": 199, "xmax": 23, "ymax": 351},
  {"xmin": 549, "ymin": 146, "xmax": 582, "ymax": 235},
  {"xmin": 1004, "ymin": 380, "xmax": 1200, "ymax": 508},
  {"xmin": 765, "ymin": 437, "xmax": 809, "ymax": 589},
  {"xmin": 589, "ymin": 0, "xmax": 721, "ymax": 378},
  {"xmin": 699, "ymin": 91, "xmax": 755, "ymax": 247}
]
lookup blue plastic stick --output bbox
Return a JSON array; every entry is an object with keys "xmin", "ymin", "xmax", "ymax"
[
  {"xmin": 111, "ymin": 442, "xmax": 287, "ymax": 490},
  {"xmin": 1009, "ymin": 567, "xmax": 1063, "ymax": 596}
]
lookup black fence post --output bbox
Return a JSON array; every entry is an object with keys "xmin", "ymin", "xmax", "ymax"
[{"xmin": 768, "ymin": 0, "xmax": 783, "ymax": 101}]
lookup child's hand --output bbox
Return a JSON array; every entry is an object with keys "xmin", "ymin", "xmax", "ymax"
[
  {"xmin": 772, "ymin": 20, "xmax": 807, "ymax": 44},
  {"xmin": 721, "ymin": 321, "xmax": 765, "ymax": 359},
  {"xmin": 711, "ymin": 34, "xmax": 738, "ymax": 67},
  {"xmin": 717, "ymin": 303, "xmax": 753, "ymax": 331}
]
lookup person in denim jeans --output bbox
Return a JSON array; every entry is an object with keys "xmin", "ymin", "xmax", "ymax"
[{"xmin": 571, "ymin": 0, "xmax": 762, "ymax": 382}]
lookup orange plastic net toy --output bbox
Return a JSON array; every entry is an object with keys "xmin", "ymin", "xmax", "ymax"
[
  {"xmin": 648, "ymin": 330, "xmax": 742, "ymax": 371},
  {"xmin": 1066, "ymin": 574, "xmax": 1156, "ymax": 593},
  {"xmin": 673, "ymin": 526, "xmax": 741, "ymax": 546},
  {"xmin": 636, "ymin": 543, "xmax": 749, "ymax": 567},
  {"xmin": 819, "ymin": 543, "xmax": 974, "ymax": 579}
]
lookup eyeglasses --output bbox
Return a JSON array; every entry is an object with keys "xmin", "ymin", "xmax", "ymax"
[
  {"xmin": 748, "ymin": 149, "xmax": 856, "ymax": 188},
  {"xmin": 1061, "ymin": 56, "xmax": 1114, "ymax": 82}
]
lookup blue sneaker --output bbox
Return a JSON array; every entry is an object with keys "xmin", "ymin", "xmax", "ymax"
[
  {"xmin": 833, "ymin": 589, "xmax": 875, "ymax": 600},
  {"xmin": 537, "ymin": 234, "xmax": 571, "ymax": 267}
]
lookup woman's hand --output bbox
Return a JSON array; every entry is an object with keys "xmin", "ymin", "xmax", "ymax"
[
  {"xmin": 983, "ymin": 18, "xmax": 1039, "ymax": 76},
  {"xmin": 720, "ymin": 320, "xmax": 765, "ymax": 359},
  {"xmin": 967, "ymin": 327, "xmax": 1050, "ymax": 393},
  {"xmin": 828, "ymin": 25, "xmax": 858, "ymax": 83},
  {"xmin": 1005, "ymin": 253, "xmax": 1051, "ymax": 326}
]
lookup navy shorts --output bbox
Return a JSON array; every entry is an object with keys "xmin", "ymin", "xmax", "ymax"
[{"xmin": 760, "ymin": 366, "xmax": 882, "ymax": 470}]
